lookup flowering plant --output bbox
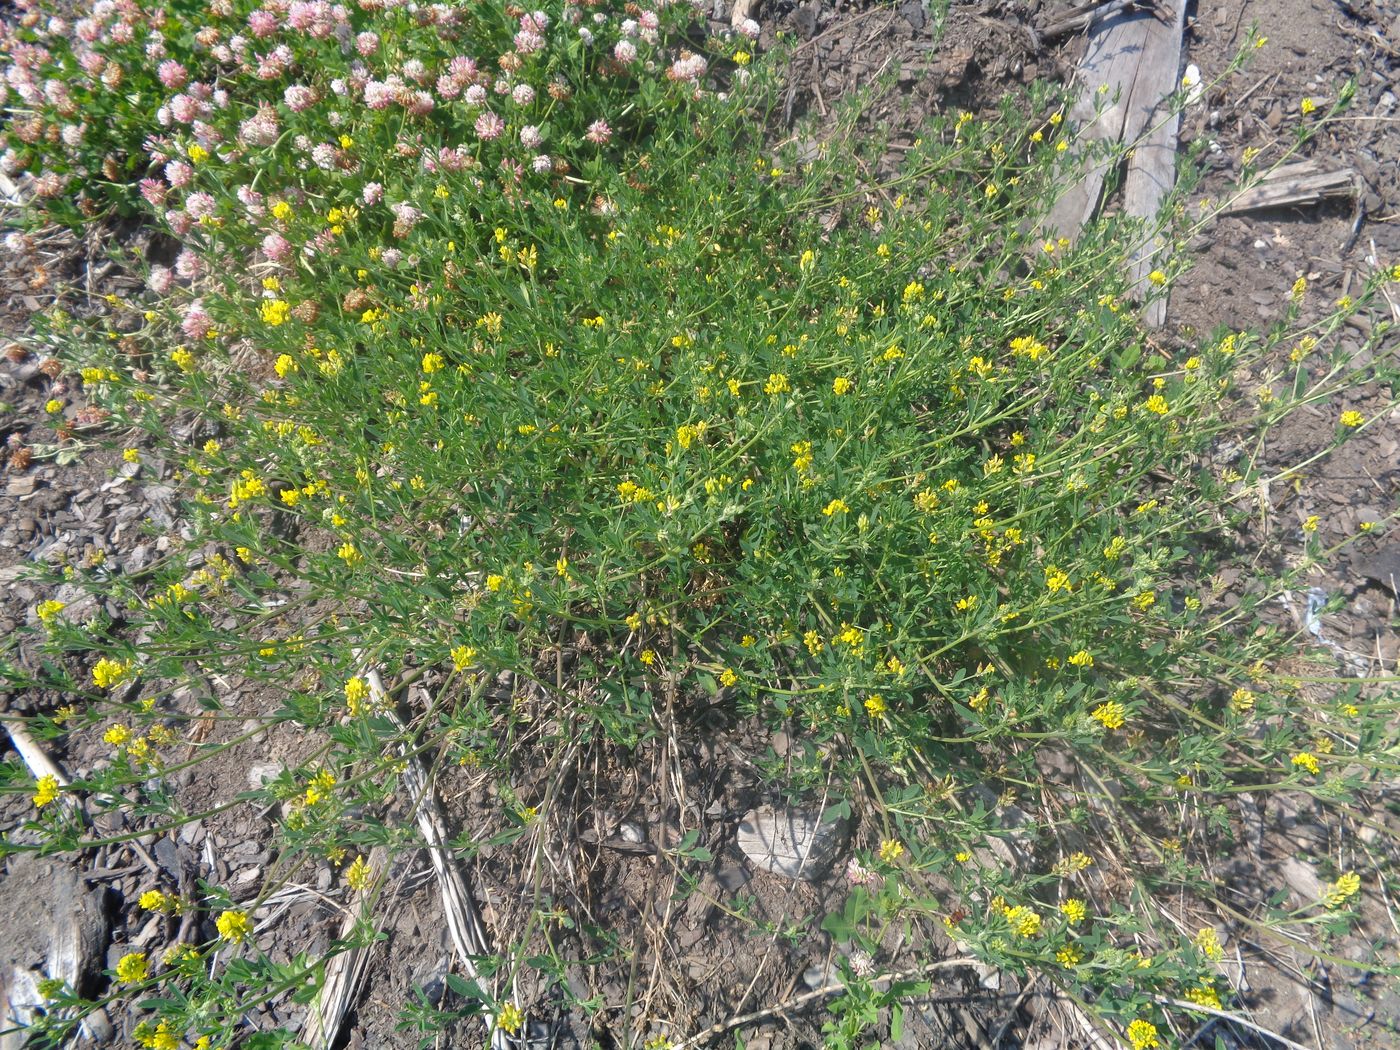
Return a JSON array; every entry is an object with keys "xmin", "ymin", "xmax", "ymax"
[{"xmin": 4, "ymin": 2, "xmax": 1397, "ymax": 1048}]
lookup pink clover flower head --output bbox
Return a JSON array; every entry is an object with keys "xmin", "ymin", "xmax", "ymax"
[
  {"xmin": 738, "ymin": 17, "xmax": 760, "ymax": 38},
  {"xmin": 512, "ymin": 83, "xmax": 535, "ymax": 106},
  {"xmin": 164, "ymin": 159, "xmax": 193, "ymax": 188},
  {"xmin": 380, "ymin": 247, "xmax": 402, "ymax": 269},
  {"xmin": 585, "ymin": 119, "xmax": 612, "ymax": 144},
  {"xmin": 845, "ymin": 857, "xmax": 881, "ymax": 886},
  {"xmin": 668, "ymin": 51, "xmax": 707, "ymax": 83},
  {"xmin": 147, "ymin": 265, "xmax": 174, "ymax": 294},
  {"xmin": 238, "ymin": 106, "xmax": 279, "ymax": 147},
  {"xmin": 531, "ymin": 153, "xmax": 552, "ymax": 173},
  {"xmin": 406, "ymin": 90, "xmax": 434, "ymax": 116},
  {"xmin": 169, "ymin": 94, "xmax": 200, "ymax": 123},
  {"xmin": 181, "ymin": 300, "xmax": 214, "ymax": 340},
  {"xmin": 184, "ymin": 191, "xmax": 217, "ymax": 219},
  {"xmin": 614, "ymin": 40, "xmax": 637, "ymax": 64},
  {"xmin": 139, "ymin": 178, "xmax": 168, "ymax": 207},
  {"xmin": 639, "ymin": 11, "xmax": 660, "ymax": 30},
  {"xmin": 262, "ymin": 231, "xmax": 292, "ymax": 262},
  {"xmin": 311, "ymin": 142, "xmax": 337, "ymax": 170},
  {"xmin": 520, "ymin": 11, "xmax": 550, "ymax": 32},
  {"xmin": 32, "ymin": 173, "xmax": 64, "ymax": 199},
  {"xmin": 620, "ymin": 18, "xmax": 638, "ymax": 36},
  {"xmin": 464, "ymin": 84, "xmax": 488, "ymax": 107},
  {"xmin": 520, "ymin": 124, "xmax": 543, "ymax": 149},
  {"xmin": 284, "ymin": 84, "xmax": 317, "ymax": 112},
  {"xmin": 361, "ymin": 181, "xmax": 384, "ymax": 205},
  {"xmin": 247, "ymin": 9, "xmax": 278, "ymax": 37},
  {"xmin": 190, "ymin": 120, "xmax": 223, "ymax": 147},
  {"xmin": 157, "ymin": 59, "xmax": 188, "ymax": 89},
  {"xmin": 363, "ymin": 80, "xmax": 395, "ymax": 110},
  {"xmin": 578, "ymin": 27, "xmax": 594, "ymax": 45},
  {"xmin": 514, "ymin": 29, "xmax": 545, "ymax": 53},
  {"xmin": 355, "ymin": 31, "xmax": 378, "ymax": 55},
  {"xmin": 447, "ymin": 56, "xmax": 478, "ymax": 81},
  {"xmin": 474, "ymin": 111, "xmax": 505, "ymax": 141},
  {"xmin": 165, "ymin": 210, "xmax": 193, "ymax": 236},
  {"xmin": 390, "ymin": 202, "xmax": 421, "ymax": 233},
  {"xmin": 174, "ymin": 248, "xmax": 202, "ymax": 279}
]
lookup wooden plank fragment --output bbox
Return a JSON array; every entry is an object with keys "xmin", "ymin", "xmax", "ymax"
[
  {"xmin": 1044, "ymin": 0, "xmax": 1187, "ymax": 328},
  {"xmin": 1219, "ymin": 161, "xmax": 1358, "ymax": 215},
  {"xmin": 1123, "ymin": 0, "xmax": 1187, "ymax": 328},
  {"xmin": 1043, "ymin": 8, "xmax": 1157, "ymax": 238}
]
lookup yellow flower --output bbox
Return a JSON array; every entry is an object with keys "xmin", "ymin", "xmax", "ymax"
[
  {"xmin": 1004, "ymin": 905, "xmax": 1041, "ymax": 937},
  {"xmin": 719, "ymin": 668, "xmax": 738, "ymax": 687},
  {"xmin": 1126, "ymin": 1019, "xmax": 1159, "ymax": 1050},
  {"xmin": 1194, "ymin": 926, "xmax": 1224, "ymax": 960},
  {"xmin": 170, "ymin": 346, "xmax": 196, "ymax": 372},
  {"xmin": 115, "ymin": 952, "xmax": 149, "ymax": 984},
  {"xmin": 451, "ymin": 645, "xmax": 476, "ymax": 671},
  {"xmin": 344, "ymin": 676, "xmax": 370, "ymax": 715},
  {"xmin": 35, "ymin": 599, "xmax": 66, "ymax": 624},
  {"xmin": 216, "ymin": 909, "xmax": 253, "ymax": 943},
  {"xmin": 1325, "ymin": 871, "xmax": 1360, "ymax": 908},
  {"xmin": 1143, "ymin": 394, "xmax": 1169, "ymax": 415},
  {"xmin": 337, "ymin": 542, "xmax": 362, "ymax": 566},
  {"xmin": 345, "ymin": 855, "xmax": 373, "ymax": 892},
  {"xmin": 639, "ymin": 649, "xmax": 657, "ymax": 666},
  {"xmin": 1339, "ymin": 410, "xmax": 1364, "ymax": 428},
  {"xmin": 822, "ymin": 498, "xmax": 849, "ymax": 516},
  {"xmin": 803, "ymin": 629, "xmax": 824, "ymax": 655},
  {"xmin": 187, "ymin": 143, "xmax": 209, "ymax": 164},
  {"xmin": 1060, "ymin": 899, "xmax": 1086, "ymax": 924},
  {"xmin": 1300, "ymin": 97, "xmax": 1316, "ymax": 115},
  {"xmin": 1148, "ymin": 269, "xmax": 1167, "ymax": 286},
  {"xmin": 497, "ymin": 1002, "xmax": 525, "ymax": 1035},
  {"xmin": 763, "ymin": 373, "xmax": 791, "ymax": 396},
  {"xmin": 1184, "ymin": 982, "xmax": 1222, "ymax": 1009},
  {"xmin": 864, "ymin": 694, "xmax": 887, "ymax": 719},
  {"xmin": 832, "ymin": 376, "xmax": 852, "ymax": 395},
  {"xmin": 92, "ymin": 657, "xmax": 132, "ymax": 690},
  {"xmin": 1291, "ymin": 751, "xmax": 1320, "ymax": 775},
  {"xmin": 878, "ymin": 839, "xmax": 904, "ymax": 863},
  {"xmin": 1091, "ymin": 701, "xmax": 1126, "ymax": 730},
  {"xmin": 798, "ymin": 249, "xmax": 815, "ymax": 272},
  {"xmin": 260, "ymin": 299, "xmax": 291, "ymax": 326},
  {"xmin": 44, "ymin": 398, "xmax": 63, "ymax": 414},
  {"xmin": 421, "ymin": 352, "xmax": 445, "ymax": 373},
  {"xmin": 1056, "ymin": 945, "xmax": 1082, "ymax": 967},
  {"xmin": 32, "ymin": 774, "xmax": 60, "ymax": 808},
  {"xmin": 122, "ymin": 447, "xmax": 140, "ymax": 463},
  {"xmin": 103, "ymin": 724, "xmax": 132, "ymax": 747},
  {"xmin": 1067, "ymin": 649, "xmax": 1094, "ymax": 668}
]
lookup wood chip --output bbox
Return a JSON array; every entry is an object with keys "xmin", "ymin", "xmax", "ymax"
[{"xmin": 1218, "ymin": 161, "xmax": 1358, "ymax": 215}]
